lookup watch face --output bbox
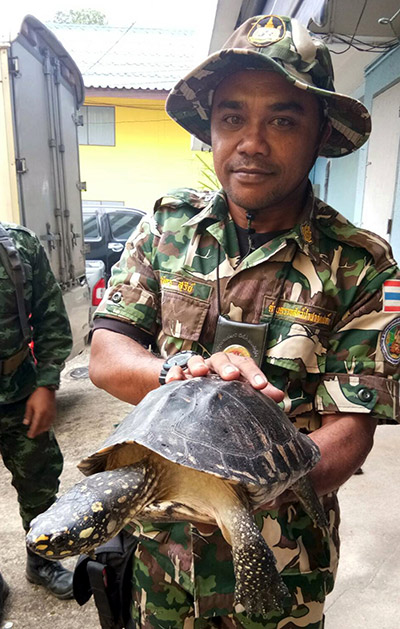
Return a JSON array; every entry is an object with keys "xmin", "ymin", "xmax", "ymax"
[{"xmin": 168, "ymin": 351, "xmax": 196, "ymax": 368}]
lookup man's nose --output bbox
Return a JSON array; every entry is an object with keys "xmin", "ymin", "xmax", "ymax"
[{"xmin": 237, "ymin": 123, "xmax": 270, "ymax": 155}]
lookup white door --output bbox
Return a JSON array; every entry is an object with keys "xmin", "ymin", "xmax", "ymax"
[{"xmin": 362, "ymin": 81, "xmax": 400, "ymax": 239}]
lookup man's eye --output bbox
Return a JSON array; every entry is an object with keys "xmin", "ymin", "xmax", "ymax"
[
  {"xmin": 223, "ymin": 115, "xmax": 242, "ymax": 126},
  {"xmin": 272, "ymin": 118, "xmax": 294, "ymax": 127}
]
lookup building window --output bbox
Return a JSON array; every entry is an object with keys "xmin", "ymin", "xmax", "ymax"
[{"xmin": 78, "ymin": 105, "xmax": 115, "ymax": 146}]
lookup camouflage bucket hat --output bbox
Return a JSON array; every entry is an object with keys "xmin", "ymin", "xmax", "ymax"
[{"xmin": 166, "ymin": 14, "xmax": 371, "ymax": 158}]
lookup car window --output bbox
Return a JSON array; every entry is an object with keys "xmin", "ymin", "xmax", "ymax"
[
  {"xmin": 109, "ymin": 211, "xmax": 143, "ymax": 241},
  {"xmin": 83, "ymin": 213, "xmax": 101, "ymax": 241}
]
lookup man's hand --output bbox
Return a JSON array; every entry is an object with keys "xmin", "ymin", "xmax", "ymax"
[
  {"xmin": 256, "ymin": 489, "xmax": 297, "ymax": 512},
  {"xmin": 23, "ymin": 387, "xmax": 57, "ymax": 439},
  {"xmin": 165, "ymin": 351, "xmax": 284, "ymax": 403}
]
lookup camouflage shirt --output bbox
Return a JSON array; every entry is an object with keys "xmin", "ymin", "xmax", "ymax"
[
  {"xmin": 0, "ymin": 223, "xmax": 72, "ymax": 404},
  {"xmin": 95, "ymin": 187, "xmax": 400, "ymax": 614}
]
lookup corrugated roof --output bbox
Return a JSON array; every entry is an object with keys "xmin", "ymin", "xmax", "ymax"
[{"xmin": 46, "ymin": 22, "xmax": 204, "ymax": 91}]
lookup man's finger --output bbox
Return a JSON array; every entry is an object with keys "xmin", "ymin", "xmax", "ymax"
[
  {"xmin": 165, "ymin": 365, "xmax": 186, "ymax": 383},
  {"xmin": 26, "ymin": 411, "xmax": 40, "ymax": 438},
  {"xmin": 209, "ymin": 352, "xmax": 285, "ymax": 402},
  {"xmin": 22, "ymin": 406, "xmax": 33, "ymax": 426},
  {"xmin": 259, "ymin": 383, "xmax": 285, "ymax": 403},
  {"xmin": 186, "ymin": 355, "xmax": 209, "ymax": 377}
]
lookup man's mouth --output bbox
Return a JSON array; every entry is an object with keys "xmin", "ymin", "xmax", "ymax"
[
  {"xmin": 231, "ymin": 167, "xmax": 276, "ymax": 180},
  {"xmin": 234, "ymin": 167, "xmax": 273, "ymax": 175}
]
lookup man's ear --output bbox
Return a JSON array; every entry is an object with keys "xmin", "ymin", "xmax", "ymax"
[{"xmin": 318, "ymin": 120, "xmax": 332, "ymax": 154}]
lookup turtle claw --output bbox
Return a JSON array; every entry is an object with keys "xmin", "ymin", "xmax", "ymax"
[
  {"xmin": 233, "ymin": 546, "xmax": 289, "ymax": 616},
  {"xmin": 235, "ymin": 583, "xmax": 289, "ymax": 617}
]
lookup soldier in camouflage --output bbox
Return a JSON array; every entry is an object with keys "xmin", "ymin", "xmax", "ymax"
[
  {"xmin": 0, "ymin": 223, "xmax": 74, "ymax": 602},
  {"xmin": 90, "ymin": 14, "xmax": 400, "ymax": 629}
]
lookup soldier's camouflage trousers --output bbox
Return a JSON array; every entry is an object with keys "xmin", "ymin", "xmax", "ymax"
[
  {"xmin": 131, "ymin": 544, "xmax": 325, "ymax": 629},
  {"xmin": 0, "ymin": 398, "xmax": 63, "ymax": 531}
]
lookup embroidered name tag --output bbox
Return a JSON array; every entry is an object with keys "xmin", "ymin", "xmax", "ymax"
[
  {"xmin": 383, "ymin": 279, "xmax": 400, "ymax": 313},
  {"xmin": 159, "ymin": 273, "xmax": 212, "ymax": 301},
  {"xmin": 267, "ymin": 300, "xmax": 333, "ymax": 327},
  {"xmin": 161, "ymin": 276, "xmax": 195, "ymax": 294}
]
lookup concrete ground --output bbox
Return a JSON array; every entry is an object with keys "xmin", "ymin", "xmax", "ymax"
[
  {"xmin": 324, "ymin": 423, "xmax": 400, "ymax": 629},
  {"xmin": 1, "ymin": 347, "xmax": 399, "ymax": 628}
]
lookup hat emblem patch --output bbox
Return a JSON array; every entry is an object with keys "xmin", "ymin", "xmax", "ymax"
[{"xmin": 247, "ymin": 15, "xmax": 286, "ymax": 48}]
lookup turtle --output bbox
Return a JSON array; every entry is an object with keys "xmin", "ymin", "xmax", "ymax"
[{"xmin": 27, "ymin": 375, "xmax": 327, "ymax": 616}]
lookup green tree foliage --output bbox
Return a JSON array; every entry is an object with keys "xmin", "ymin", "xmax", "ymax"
[
  {"xmin": 53, "ymin": 9, "xmax": 108, "ymax": 25},
  {"xmin": 196, "ymin": 154, "xmax": 220, "ymax": 191}
]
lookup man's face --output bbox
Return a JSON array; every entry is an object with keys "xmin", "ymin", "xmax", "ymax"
[{"xmin": 210, "ymin": 70, "xmax": 325, "ymax": 216}]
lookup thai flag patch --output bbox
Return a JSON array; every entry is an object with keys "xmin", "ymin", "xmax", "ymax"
[{"xmin": 383, "ymin": 279, "xmax": 400, "ymax": 312}]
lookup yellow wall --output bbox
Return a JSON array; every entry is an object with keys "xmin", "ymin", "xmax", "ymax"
[{"xmin": 80, "ymin": 96, "xmax": 215, "ymax": 213}]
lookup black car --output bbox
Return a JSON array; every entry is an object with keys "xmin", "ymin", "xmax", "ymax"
[{"xmin": 83, "ymin": 206, "xmax": 145, "ymax": 279}]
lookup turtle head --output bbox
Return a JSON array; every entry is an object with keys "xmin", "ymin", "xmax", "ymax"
[{"xmin": 26, "ymin": 467, "xmax": 147, "ymax": 559}]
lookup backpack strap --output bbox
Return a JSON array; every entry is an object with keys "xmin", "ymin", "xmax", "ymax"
[
  {"xmin": 0, "ymin": 224, "xmax": 31, "ymax": 344},
  {"xmin": 87, "ymin": 561, "xmax": 119, "ymax": 629},
  {"xmin": 73, "ymin": 530, "xmax": 138, "ymax": 629}
]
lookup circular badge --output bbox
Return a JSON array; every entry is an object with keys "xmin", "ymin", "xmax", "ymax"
[
  {"xmin": 380, "ymin": 318, "xmax": 400, "ymax": 365},
  {"xmin": 247, "ymin": 15, "xmax": 286, "ymax": 48},
  {"xmin": 223, "ymin": 345, "xmax": 251, "ymax": 359}
]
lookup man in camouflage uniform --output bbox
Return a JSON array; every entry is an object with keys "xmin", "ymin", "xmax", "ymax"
[
  {"xmin": 0, "ymin": 222, "xmax": 74, "ymax": 600},
  {"xmin": 89, "ymin": 14, "xmax": 400, "ymax": 628}
]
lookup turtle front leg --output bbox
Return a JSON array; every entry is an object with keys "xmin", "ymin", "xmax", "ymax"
[
  {"xmin": 218, "ymin": 505, "xmax": 290, "ymax": 616},
  {"xmin": 26, "ymin": 462, "xmax": 157, "ymax": 559}
]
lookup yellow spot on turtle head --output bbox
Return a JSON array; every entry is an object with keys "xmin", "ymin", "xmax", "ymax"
[
  {"xmin": 117, "ymin": 496, "xmax": 127, "ymax": 504},
  {"xmin": 46, "ymin": 551, "xmax": 54, "ymax": 556},
  {"xmin": 107, "ymin": 520, "xmax": 117, "ymax": 534},
  {"xmin": 60, "ymin": 550, "xmax": 72, "ymax": 556},
  {"xmin": 91, "ymin": 501, "xmax": 103, "ymax": 512},
  {"xmin": 35, "ymin": 535, "xmax": 49, "ymax": 542},
  {"xmin": 36, "ymin": 544, "xmax": 48, "ymax": 551},
  {"xmin": 79, "ymin": 527, "xmax": 95, "ymax": 539}
]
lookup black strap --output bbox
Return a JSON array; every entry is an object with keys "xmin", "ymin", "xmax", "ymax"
[
  {"xmin": 87, "ymin": 562, "xmax": 119, "ymax": 629},
  {"xmin": 73, "ymin": 530, "xmax": 138, "ymax": 629},
  {"xmin": 0, "ymin": 224, "xmax": 31, "ymax": 344}
]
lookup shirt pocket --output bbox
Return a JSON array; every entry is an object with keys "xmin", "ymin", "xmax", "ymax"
[
  {"xmin": 265, "ymin": 319, "xmax": 329, "ymax": 376},
  {"xmin": 160, "ymin": 273, "xmax": 212, "ymax": 342},
  {"xmin": 261, "ymin": 297, "xmax": 334, "ymax": 376}
]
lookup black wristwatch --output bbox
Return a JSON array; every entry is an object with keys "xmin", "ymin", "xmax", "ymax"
[{"xmin": 158, "ymin": 351, "xmax": 198, "ymax": 385}]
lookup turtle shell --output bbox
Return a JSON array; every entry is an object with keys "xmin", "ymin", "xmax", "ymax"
[{"xmin": 79, "ymin": 376, "xmax": 320, "ymax": 486}]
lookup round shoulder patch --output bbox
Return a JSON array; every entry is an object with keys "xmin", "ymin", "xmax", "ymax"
[
  {"xmin": 247, "ymin": 15, "xmax": 286, "ymax": 48},
  {"xmin": 381, "ymin": 318, "xmax": 400, "ymax": 365}
]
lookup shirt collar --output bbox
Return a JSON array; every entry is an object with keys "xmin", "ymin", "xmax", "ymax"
[
  {"xmin": 183, "ymin": 184, "xmax": 321, "ymax": 262},
  {"xmin": 183, "ymin": 190, "xmax": 228, "ymax": 227}
]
